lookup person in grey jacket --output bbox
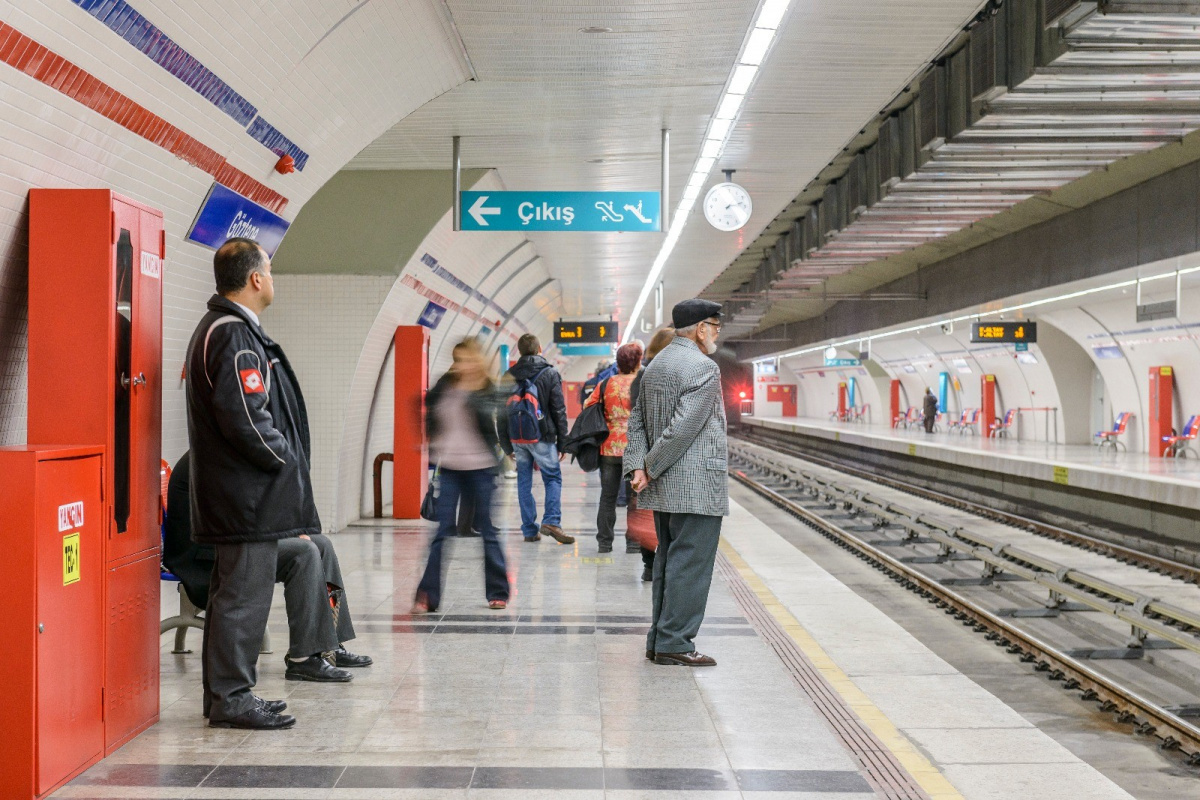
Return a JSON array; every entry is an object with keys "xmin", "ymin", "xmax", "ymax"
[{"xmin": 624, "ymin": 299, "xmax": 728, "ymax": 667}]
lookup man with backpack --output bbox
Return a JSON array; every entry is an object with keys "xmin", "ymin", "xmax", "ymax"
[{"xmin": 499, "ymin": 334, "xmax": 575, "ymax": 544}]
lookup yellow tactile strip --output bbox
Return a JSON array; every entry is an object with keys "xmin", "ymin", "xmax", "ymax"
[{"xmin": 717, "ymin": 541, "xmax": 964, "ymax": 800}]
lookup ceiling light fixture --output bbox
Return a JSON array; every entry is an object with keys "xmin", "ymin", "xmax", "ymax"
[
  {"xmin": 755, "ymin": 264, "xmax": 1200, "ymax": 364},
  {"xmin": 622, "ymin": 0, "xmax": 792, "ymax": 343}
]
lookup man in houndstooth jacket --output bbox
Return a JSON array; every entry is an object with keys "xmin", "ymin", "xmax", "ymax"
[{"xmin": 624, "ymin": 299, "xmax": 728, "ymax": 667}]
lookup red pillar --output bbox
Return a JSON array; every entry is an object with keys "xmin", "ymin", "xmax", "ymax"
[
  {"xmin": 1149, "ymin": 366, "xmax": 1174, "ymax": 456},
  {"xmin": 981, "ymin": 374, "xmax": 997, "ymax": 437},
  {"xmin": 890, "ymin": 379, "xmax": 901, "ymax": 427},
  {"xmin": 393, "ymin": 326, "xmax": 430, "ymax": 518}
]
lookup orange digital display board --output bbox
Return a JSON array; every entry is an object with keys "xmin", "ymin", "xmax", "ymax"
[
  {"xmin": 970, "ymin": 321, "xmax": 1036, "ymax": 344},
  {"xmin": 554, "ymin": 321, "xmax": 618, "ymax": 344}
]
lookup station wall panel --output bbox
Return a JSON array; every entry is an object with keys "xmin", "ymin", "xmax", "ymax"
[{"xmin": 0, "ymin": 0, "xmax": 472, "ymax": 476}]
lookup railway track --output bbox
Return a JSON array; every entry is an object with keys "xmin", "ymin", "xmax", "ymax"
[
  {"xmin": 736, "ymin": 425, "xmax": 1200, "ymax": 585},
  {"xmin": 728, "ymin": 436, "xmax": 1200, "ymax": 764}
]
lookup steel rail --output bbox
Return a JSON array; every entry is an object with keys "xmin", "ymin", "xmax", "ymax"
[
  {"xmin": 735, "ymin": 427, "xmax": 1200, "ymax": 584},
  {"xmin": 726, "ymin": 449, "xmax": 1200, "ymax": 759},
  {"xmin": 732, "ymin": 445, "xmax": 1200, "ymax": 653}
]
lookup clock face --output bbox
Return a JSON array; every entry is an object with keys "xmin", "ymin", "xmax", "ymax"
[{"xmin": 703, "ymin": 182, "xmax": 753, "ymax": 231}]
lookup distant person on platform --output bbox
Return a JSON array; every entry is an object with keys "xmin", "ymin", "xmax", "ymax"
[
  {"xmin": 625, "ymin": 299, "xmax": 728, "ymax": 668},
  {"xmin": 185, "ymin": 237, "xmax": 320, "ymax": 730},
  {"xmin": 583, "ymin": 341, "xmax": 644, "ymax": 554},
  {"xmin": 500, "ymin": 334, "xmax": 575, "ymax": 544},
  {"xmin": 923, "ymin": 388, "xmax": 938, "ymax": 434}
]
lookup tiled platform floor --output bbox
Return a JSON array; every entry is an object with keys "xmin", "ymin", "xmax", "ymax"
[{"xmin": 53, "ymin": 470, "xmax": 1133, "ymax": 799}]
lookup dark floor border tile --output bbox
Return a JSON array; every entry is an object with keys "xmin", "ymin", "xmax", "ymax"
[
  {"xmin": 472, "ymin": 766, "xmax": 604, "ymax": 790},
  {"xmin": 605, "ymin": 767, "xmax": 736, "ymax": 791},
  {"xmin": 200, "ymin": 764, "xmax": 344, "ymax": 789},
  {"xmin": 337, "ymin": 765, "xmax": 474, "ymax": 789}
]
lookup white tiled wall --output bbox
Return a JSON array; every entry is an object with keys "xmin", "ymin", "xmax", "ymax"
[
  {"xmin": 260, "ymin": 275, "xmax": 394, "ymax": 529},
  {"xmin": 0, "ymin": 1, "xmax": 468, "ymax": 461}
]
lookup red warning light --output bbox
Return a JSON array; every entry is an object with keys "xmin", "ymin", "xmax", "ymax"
[{"xmin": 739, "ymin": 391, "xmax": 747, "ymax": 399}]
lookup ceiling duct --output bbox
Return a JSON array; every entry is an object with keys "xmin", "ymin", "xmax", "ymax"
[{"xmin": 713, "ymin": 0, "xmax": 1200, "ymax": 335}]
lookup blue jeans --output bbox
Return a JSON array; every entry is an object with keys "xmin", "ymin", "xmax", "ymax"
[
  {"xmin": 417, "ymin": 468, "xmax": 509, "ymax": 610},
  {"xmin": 512, "ymin": 441, "xmax": 562, "ymax": 537}
]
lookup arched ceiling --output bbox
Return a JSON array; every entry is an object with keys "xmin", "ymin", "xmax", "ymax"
[{"xmin": 347, "ymin": 0, "xmax": 985, "ymax": 333}]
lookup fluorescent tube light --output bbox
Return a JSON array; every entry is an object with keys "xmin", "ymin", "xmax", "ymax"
[
  {"xmin": 741, "ymin": 28, "xmax": 774, "ymax": 66},
  {"xmin": 707, "ymin": 118, "xmax": 733, "ymax": 140},
  {"xmin": 695, "ymin": 156, "xmax": 716, "ymax": 175},
  {"xmin": 701, "ymin": 139, "xmax": 722, "ymax": 159},
  {"xmin": 716, "ymin": 92, "xmax": 745, "ymax": 120},
  {"xmin": 756, "ymin": 0, "xmax": 791, "ymax": 30},
  {"xmin": 728, "ymin": 64, "xmax": 757, "ymax": 95}
]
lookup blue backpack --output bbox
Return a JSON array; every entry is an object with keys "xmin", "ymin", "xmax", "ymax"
[{"xmin": 507, "ymin": 367, "xmax": 551, "ymax": 445}]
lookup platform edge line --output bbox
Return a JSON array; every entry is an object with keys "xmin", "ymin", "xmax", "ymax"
[{"xmin": 718, "ymin": 538, "xmax": 965, "ymax": 800}]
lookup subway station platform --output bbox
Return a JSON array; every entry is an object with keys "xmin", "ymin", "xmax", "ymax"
[
  {"xmin": 741, "ymin": 416, "xmax": 1200, "ymax": 515},
  {"xmin": 53, "ymin": 471, "xmax": 1137, "ymax": 800}
]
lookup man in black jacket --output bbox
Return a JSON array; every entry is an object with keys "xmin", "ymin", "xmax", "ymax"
[
  {"xmin": 186, "ymin": 238, "xmax": 323, "ymax": 730},
  {"xmin": 498, "ymin": 334, "xmax": 574, "ymax": 544}
]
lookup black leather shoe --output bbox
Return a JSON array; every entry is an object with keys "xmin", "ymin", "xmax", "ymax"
[
  {"xmin": 645, "ymin": 650, "xmax": 655, "ymax": 661},
  {"xmin": 209, "ymin": 706, "xmax": 296, "ymax": 730},
  {"xmin": 333, "ymin": 646, "xmax": 373, "ymax": 668},
  {"xmin": 641, "ymin": 567, "xmax": 653, "ymax": 582},
  {"xmin": 258, "ymin": 697, "xmax": 287, "ymax": 715},
  {"xmin": 285, "ymin": 655, "xmax": 353, "ymax": 682},
  {"xmin": 598, "ymin": 544, "xmax": 612, "ymax": 553},
  {"xmin": 203, "ymin": 695, "xmax": 285, "ymax": 719},
  {"xmin": 654, "ymin": 651, "xmax": 717, "ymax": 667}
]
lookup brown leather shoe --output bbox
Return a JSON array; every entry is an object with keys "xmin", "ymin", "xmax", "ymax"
[
  {"xmin": 540, "ymin": 524, "xmax": 575, "ymax": 544},
  {"xmin": 645, "ymin": 650, "xmax": 655, "ymax": 661},
  {"xmin": 654, "ymin": 651, "xmax": 717, "ymax": 667}
]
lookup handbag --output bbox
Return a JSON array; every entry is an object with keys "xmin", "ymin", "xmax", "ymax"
[
  {"xmin": 624, "ymin": 491, "xmax": 657, "ymax": 550},
  {"xmin": 419, "ymin": 464, "xmax": 440, "ymax": 521}
]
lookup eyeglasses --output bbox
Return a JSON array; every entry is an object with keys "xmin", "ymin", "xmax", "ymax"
[{"xmin": 701, "ymin": 320, "xmax": 722, "ymax": 332}]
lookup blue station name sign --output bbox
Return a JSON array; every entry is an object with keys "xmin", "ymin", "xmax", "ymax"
[
  {"xmin": 187, "ymin": 182, "xmax": 291, "ymax": 256},
  {"xmin": 460, "ymin": 191, "xmax": 661, "ymax": 232}
]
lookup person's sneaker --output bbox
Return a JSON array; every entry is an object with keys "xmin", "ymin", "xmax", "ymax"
[
  {"xmin": 641, "ymin": 566, "xmax": 653, "ymax": 582},
  {"xmin": 503, "ymin": 470, "xmax": 517, "ymax": 480},
  {"xmin": 523, "ymin": 533, "xmax": 541, "ymax": 542},
  {"xmin": 333, "ymin": 646, "xmax": 373, "ymax": 668},
  {"xmin": 540, "ymin": 524, "xmax": 575, "ymax": 544},
  {"xmin": 203, "ymin": 695, "xmax": 285, "ymax": 719},
  {"xmin": 625, "ymin": 543, "xmax": 640, "ymax": 554},
  {"xmin": 285, "ymin": 655, "xmax": 353, "ymax": 682},
  {"xmin": 598, "ymin": 544, "xmax": 612, "ymax": 553}
]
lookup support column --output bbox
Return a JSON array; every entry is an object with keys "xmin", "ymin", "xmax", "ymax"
[{"xmin": 393, "ymin": 326, "xmax": 430, "ymax": 518}]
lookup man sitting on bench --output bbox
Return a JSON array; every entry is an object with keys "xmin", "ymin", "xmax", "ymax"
[{"xmin": 166, "ymin": 452, "xmax": 372, "ymax": 696}]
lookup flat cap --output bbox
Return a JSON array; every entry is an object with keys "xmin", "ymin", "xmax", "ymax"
[{"xmin": 672, "ymin": 298, "xmax": 723, "ymax": 330}]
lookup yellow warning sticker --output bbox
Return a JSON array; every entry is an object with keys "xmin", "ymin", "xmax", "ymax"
[
  {"xmin": 63, "ymin": 533, "xmax": 81, "ymax": 585},
  {"xmin": 579, "ymin": 557, "xmax": 613, "ymax": 565},
  {"xmin": 1161, "ymin": 367, "xmax": 1173, "ymax": 376},
  {"xmin": 1052, "ymin": 466, "xmax": 1069, "ymax": 485},
  {"xmin": 834, "ymin": 432, "xmax": 841, "ymax": 442},
  {"xmin": 908, "ymin": 443, "xmax": 917, "ymax": 456}
]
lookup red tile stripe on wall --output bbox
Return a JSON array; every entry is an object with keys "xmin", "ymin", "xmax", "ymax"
[{"xmin": 0, "ymin": 20, "xmax": 288, "ymax": 213}]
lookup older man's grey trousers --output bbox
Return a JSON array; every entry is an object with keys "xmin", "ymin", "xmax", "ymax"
[
  {"xmin": 647, "ymin": 511, "xmax": 722, "ymax": 655},
  {"xmin": 276, "ymin": 534, "xmax": 356, "ymax": 659}
]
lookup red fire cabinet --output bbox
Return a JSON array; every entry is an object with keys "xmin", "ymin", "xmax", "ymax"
[
  {"xmin": 563, "ymin": 381, "xmax": 583, "ymax": 419},
  {"xmin": 394, "ymin": 326, "xmax": 431, "ymax": 519},
  {"xmin": 0, "ymin": 446, "xmax": 106, "ymax": 800},
  {"xmin": 836, "ymin": 382, "xmax": 848, "ymax": 420},
  {"xmin": 1149, "ymin": 366, "xmax": 1174, "ymax": 456},
  {"xmin": 766, "ymin": 384, "xmax": 798, "ymax": 417},
  {"xmin": 27, "ymin": 189, "xmax": 163, "ymax": 751},
  {"xmin": 981, "ymin": 374, "xmax": 997, "ymax": 437},
  {"xmin": 889, "ymin": 379, "xmax": 901, "ymax": 427}
]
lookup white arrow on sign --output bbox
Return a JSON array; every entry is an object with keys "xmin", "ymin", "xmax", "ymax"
[{"xmin": 468, "ymin": 195, "xmax": 501, "ymax": 227}]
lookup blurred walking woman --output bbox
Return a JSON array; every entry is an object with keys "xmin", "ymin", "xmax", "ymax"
[
  {"xmin": 414, "ymin": 338, "xmax": 510, "ymax": 613},
  {"xmin": 584, "ymin": 342, "xmax": 644, "ymax": 553}
]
